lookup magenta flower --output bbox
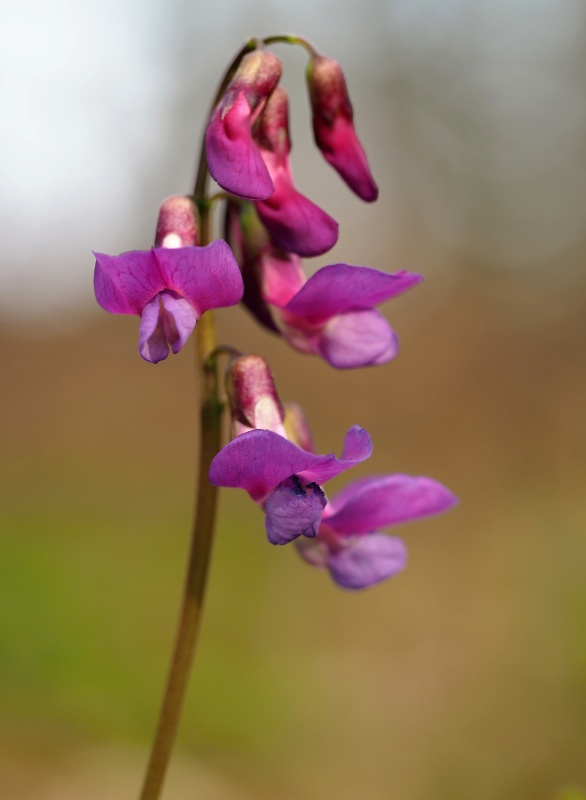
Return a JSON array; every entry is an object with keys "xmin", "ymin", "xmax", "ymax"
[
  {"xmin": 307, "ymin": 55, "xmax": 378, "ymax": 202},
  {"xmin": 297, "ymin": 474, "xmax": 457, "ymax": 590},
  {"xmin": 225, "ymin": 202, "xmax": 422, "ymax": 369},
  {"xmin": 94, "ymin": 241, "xmax": 243, "ymax": 363},
  {"xmin": 209, "ymin": 424, "xmax": 373, "ymax": 545},
  {"xmin": 205, "ymin": 50, "xmax": 282, "ymax": 200},
  {"xmin": 275, "ymin": 264, "xmax": 422, "ymax": 368},
  {"xmin": 254, "ymin": 88, "xmax": 338, "ymax": 258}
]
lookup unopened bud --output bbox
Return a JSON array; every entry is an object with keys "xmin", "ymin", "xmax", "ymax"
[
  {"xmin": 155, "ymin": 195, "xmax": 199, "ymax": 248},
  {"xmin": 206, "ymin": 49, "xmax": 282, "ymax": 200},
  {"xmin": 227, "ymin": 354, "xmax": 285, "ymax": 436},
  {"xmin": 306, "ymin": 56, "xmax": 378, "ymax": 202}
]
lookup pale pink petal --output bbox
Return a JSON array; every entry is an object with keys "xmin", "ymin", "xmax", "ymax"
[
  {"xmin": 93, "ymin": 250, "xmax": 165, "ymax": 315},
  {"xmin": 318, "ymin": 309, "xmax": 399, "ymax": 369},
  {"xmin": 323, "ymin": 474, "xmax": 458, "ymax": 535},
  {"xmin": 206, "ymin": 92, "xmax": 274, "ymax": 200},
  {"xmin": 327, "ymin": 535, "xmax": 407, "ymax": 590},
  {"xmin": 295, "ymin": 537, "xmax": 330, "ymax": 569}
]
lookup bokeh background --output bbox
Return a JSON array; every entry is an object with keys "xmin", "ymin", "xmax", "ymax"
[{"xmin": 1, "ymin": 1, "xmax": 585, "ymax": 798}]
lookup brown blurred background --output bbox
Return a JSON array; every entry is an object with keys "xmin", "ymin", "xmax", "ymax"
[{"xmin": 1, "ymin": 1, "xmax": 585, "ymax": 798}]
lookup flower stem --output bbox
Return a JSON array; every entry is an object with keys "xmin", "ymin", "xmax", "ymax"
[
  {"xmin": 138, "ymin": 315, "xmax": 221, "ymax": 800},
  {"xmin": 138, "ymin": 42, "xmax": 250, "ymax": 795}
]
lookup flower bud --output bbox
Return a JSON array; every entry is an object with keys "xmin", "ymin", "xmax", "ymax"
[
  {"xmin": 154, "ymin": 195, "xmax": 199, "ymax": 248},
  {"xmin": 254, "ymin": 88, "xmax": 339, "ymax": 257},
  {"xmin": 306, "ymin": 55, "xmax": 378, "ymax": 202},
  {"xmin": 206, "ymin": 49, "xmax": 282, "ymax": 200},
  {"xmin": 226, "ymin": 354, "xmax": 286, "ymax": 437}
]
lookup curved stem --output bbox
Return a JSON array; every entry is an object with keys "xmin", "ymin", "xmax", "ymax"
[
  {"xmin": 138, "ymin": 41, "xmax": 263, "ymax": 800},
  {"xmin": 262, "ymin": 33, "xmax": 318, "ymax": 57},
  {"xmin": 138, "ymin": 319, "xmax": 221, "ymax": 800}
]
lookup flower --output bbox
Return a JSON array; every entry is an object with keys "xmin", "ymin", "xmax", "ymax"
[
  {"xmin": 254, "ymin": 87, "xmax": 338, "ymax": 257},
  {"xmin": 274, "ymin": 263, "xmax": 423, "ymax": 368},
  {"xmin": 306, "ymin": 54, "xmax": 378, "ymax": 202},
  {"xmin": 209, "ymin": 353, "xmax": 373, "ymax": 544},
  {"xmin": 297, "ymin": 474, "xmax": 457, "ymax": 590},
  {"xmin": 205, "ymin": 50, "xmax": 282, "ymax": 200},
  {"xmin": 94, "ymin": 196, "xmax": 243, "ymax": 363},
  {"xmin": 210, "ymin": 423, "xmax": 373, "ymax": 545},
  {"xmin": 224, "ymin": 202, "xmax": 422, "ymax": 369}
]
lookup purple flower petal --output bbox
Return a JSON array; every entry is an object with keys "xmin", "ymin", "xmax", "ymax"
[
  {"xmin": 256, "ymin": 154, "xmax": 339, "ymax": 257},
  {"xmin": 152, "ymin": 241, "xmax": 243, "ymax": 315},
  {"xmin": 284, "ymin": 264, "xmax": 422, "ymax": 324},
  {"xmin": 94, "ymin": 250, "xmax": 165, "ymax": 315},
  {"xmin": 209, "ymin": 426, "xmax": 371, "ymax": 503},
  {"xmin": 323, "ymin": 474, "xmax": 458, "ymax": 535},
  {"xmin": 327, "ymin": 534, "xmax": 407, "ymax": 590},
  {"xmin": 264, "ymin": 476, "xmax": 326, "ymax": 545},
  {"xmin": 160, "ymin": 292, "xmax": 198, "ymax": 354},
  {"xmin": 206, "ymin": 92, "xmax": 275, "ymax": 200},
  {"xmin": 138, "ymin": 295, "xmax": 170, "ymax": 363},
  {"xmin": 318, "ymin": 309, "xmax": 399, "ymax": 369}
]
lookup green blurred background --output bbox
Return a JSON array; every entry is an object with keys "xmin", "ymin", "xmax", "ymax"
[{"xmin": 1, "ymin": 1, "xmax": 585, "ymax": 798}]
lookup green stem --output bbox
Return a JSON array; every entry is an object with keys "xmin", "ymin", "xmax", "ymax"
[
  {"xmin": 262, "ymin": 34, "xmax": 318, "ymax": 57},
  {"xmin": 138, "ymin": 320, "xmax": 221, "ymax": 800},
  {"xmin": 137, "ymin": 39, "xmax": 262, "ymax": 800}
]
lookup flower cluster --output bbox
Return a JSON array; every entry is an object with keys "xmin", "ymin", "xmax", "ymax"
[
  {"xmin": 210, "ymin": 355, "xmax": 456, "ymax": 589},
  {"xmin": 93, "ymin": 37, "xmax": 456, "ymax": 590}
]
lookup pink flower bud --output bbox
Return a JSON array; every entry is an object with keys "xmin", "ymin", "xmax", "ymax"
[
  {"xmin": 155, "ymin": 195, "xmax": 199, "ymax": 248},
  {"xmin": 254, "ymin": 88, "xmax": 339, "ymax": 257},
  {"xmin": 227, "ymin": 354, "xmax": 286, "ymax": 437},
  {"xmin": 306, "ymin": 55, "xmax": 378, "ymax": 202},
  {"xmin": 206, "ymin": 50, "xmax": 282, "ymax": 200}
]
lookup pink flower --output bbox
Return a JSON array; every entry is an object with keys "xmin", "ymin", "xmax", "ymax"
[
  {"xmin": 225, "ymin": 202, "xmax": 422, "ymax": 368},
  {"xmin": 94, "ymin": 243, "xmax": 243, "ymax": 363},
  {"xmin": 307, "ymin": 55, "xmax": 378, "ymax": 202},
  {"xmin": 205, "ymin": 50, "xmax": 282, "ymax": 200},
  {"xmin": 297, "ymin": 474, "xmax": 457, "ymax": 590},
  {"xmin": 209, "ymin": 423, "xmax": 373, "ymax": 545}
]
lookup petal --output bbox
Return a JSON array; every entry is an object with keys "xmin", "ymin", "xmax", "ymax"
[
  {"xmin": 159, "ymin": 292, "xmax": 197, "ymax": 354},
  {"xmin": 152, "ymin": 241, "xmax": 243, "ymax": 315},
  {"xmin": 284, "ymin": 264, "xmax": 422, "ymax": 324},
  {"xmin": 327, "ymin": 535, "xmax": 407, "ymax": 590},
  {"xmin": 209, "ymin": 426, "xmax": 372, "ymax": 503},
  {"xmin": 323, "ymin": 474, "xmax": 458, "ymax": 535},
  {"xmin": 259, "ymin": 249, "xmax": 305, "ymax": 308},
  {"xmin": 206, "ymin": 92, "xmax": 274, "ymax": 200},
  {"xmin": 264, "ymin": 476, "xmax": 326, "ymax": 545},
  {"xmin": 295, "ymin": 537, "xmax": 330, "ymax": 569},
  {"xmin": 318, "ymin": 309, "xmax": 399, "ymax": 369},
  {"xmin": 256, "ymin": 155, "xmax": 338, "ymax": 257},
  {"xmin": 317, "ymin": 116, "xmax": 379, "ymax": 202},
  {"xmin": 93, "ymin": 250, "xmax": 165, "ymax": 315},
  {"xmin": 138, "ymin": 295, "xmax": 170, "ymax": 363}
]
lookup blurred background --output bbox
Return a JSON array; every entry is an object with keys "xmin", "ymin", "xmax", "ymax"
[{"xmin": 1, "ymin": 0, "xmax": 585, "ymax": 798}]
